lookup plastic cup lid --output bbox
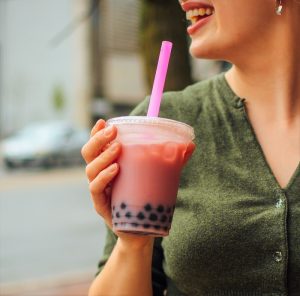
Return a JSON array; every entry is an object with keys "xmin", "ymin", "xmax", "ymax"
[{"xmin": 106, "ymin": 116, "xmax": 195, "ymax": 141}]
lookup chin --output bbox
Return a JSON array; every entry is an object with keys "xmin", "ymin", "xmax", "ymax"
[
  {"xmin": 189, "ymin": 44, "xmax": 214, "ymax": 59},
  {"xmin": 189, "ymin": 39, "xmax": 218, "ymax": 59},
  {"xmin": 189, "ymin": 37, "xmax": 235, "ymax": 61}
]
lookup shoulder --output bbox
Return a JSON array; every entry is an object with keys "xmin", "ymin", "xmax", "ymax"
[
  {"xmin": 160, "ymin": 74, "xmax": 227, "ymax": 126},
  {"xmin": 130, "ymin": 73, "xmax": 226, "ymax": 125},
  {"xmin": 166, "ymin": 74, "xmax": 223, "ymax": 106}
]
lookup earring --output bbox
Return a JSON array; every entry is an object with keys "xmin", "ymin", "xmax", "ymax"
[{"xmin": 276, "ymin": 0, "xmax": 283, "ymax": 15}]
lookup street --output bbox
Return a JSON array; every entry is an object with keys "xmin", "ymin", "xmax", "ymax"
[{"xmin": 0, "ymin": 165, "xmax": 107, "ymax": 295}]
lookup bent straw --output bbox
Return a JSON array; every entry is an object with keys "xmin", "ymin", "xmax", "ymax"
[{"xmin": 147, "ymin": 41, "xmax": 173, "ymax": 117}]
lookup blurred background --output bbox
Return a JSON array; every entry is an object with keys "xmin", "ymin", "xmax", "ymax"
[{"xmin": 0, "ymin": 0, "xmax": 226, "ymax": 295}]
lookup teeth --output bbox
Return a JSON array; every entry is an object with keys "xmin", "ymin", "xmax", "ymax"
[
  {"xmin": 186, "ymin": 10, "xmax": 192, "ymax": 20},
  {"xmin": 206, "ymin": 8, "xmax": 212, "ymax": 15},
  {"xmin": 199, "ymin": 8, "xmax": 206, "ymax": 16},
  {"xmin": 186, "ymin": 7, "xmax": 214, "ymax": 21},
  {"xmin": 191, "ymin": 17, "xmax": 197, "ymax": 25}
]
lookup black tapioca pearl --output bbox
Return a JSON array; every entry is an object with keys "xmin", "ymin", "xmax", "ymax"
[
  {"xmin": 166, "ymin": 207, "xmax": 171, "ymax": 214},
  {"xmin": 120, "ymin": 202, "xmax": 127, "ymax": 209},
  {"xmin": 143, "ymin": 224, "xmax": 150, "ymax": 229},
  {"xmin": 114, "ymin": 222, "xmax": 118, "ymax": 226},
  {"xmin": 157, "ymin": 205, "xmax": 164, "ymax": 213},
  {"xmin": 131, "ymin": 222, "xmax": 138, "ymax": 227},
  {"xmin": 160, "ymin": 215, "xmax": 167, "ymax": 223},
  {"xmin": 125, "ymin": 212, "xmax": 132, "ymax": 218},
  {"xmin": 149, "ymin": 213, "xmax": 158, "ymax": 221},
  {"xmin": 154, "ymin": 225, "xmax": 161, "ymax": 230},
  {"xmin": 116, "ymin": 212, "xmax": 120, "ymax": 218},
  {"xmin": 137, "ymin": 212, "xmax": 145, "ymax": 220},
  {"xmin": 144, "ymin": 204, "xmax": 152, "ymax": 211},
  {"xmin": 163, "ymin": 226, "xmax": 169, "ymax": 232}
]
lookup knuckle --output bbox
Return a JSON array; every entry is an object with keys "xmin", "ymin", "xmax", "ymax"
[
  {"xmin": 99, "ymin": 169, "xmax": 113, "ymax": 186},
  {"xmin": 81, "ymin": 139, "xmax": 98, "ymax": 161},
  {"xmin": 89, "ymin": 166, "xmax": 113, "ymax": 196},
  {"xmin": 90, "ymin": 128, "xmax": 96, "ymax": 138},
  {"xmin": 94, "ymin": 129, "xmax": 106, "ymax": 141},
  {"xmin": 85, "ymin": 164, "xmax": 93, "ymax": 180},
  {"xmin": 81, "ymin": 144, "xmax": 87, "ymax": 158},
  {"xmin": 99, "ymin": 168, "xmax": 109, "ymax": 182},
  {"xmin": 91, "ymin": 132, "xmax": 106, "ymax": 150},
  {"xmin": 101, "ymin": 150, "xmax": 112, "ymax": 163},
  {"xmin": 88, "ymin": 136, "xmax": 97, "ymax": 149},
  {"xmin": 89, "ymin": 181, "xmax": 101, "ymax": 196}
]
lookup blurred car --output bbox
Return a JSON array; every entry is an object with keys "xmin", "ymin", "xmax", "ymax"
[{"xmin": 0, "ymin": 121, "xmax": 89, "ymax": 169}]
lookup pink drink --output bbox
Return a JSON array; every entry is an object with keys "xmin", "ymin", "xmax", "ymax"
[{"xmin": 107, "ymin": 116, "xmax": 195, "ymax": 236}]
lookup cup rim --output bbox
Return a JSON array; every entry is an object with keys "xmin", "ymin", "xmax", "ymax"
[{"xmin": 106, "ymin": 116, "xmax": 195, "ymax": 140}]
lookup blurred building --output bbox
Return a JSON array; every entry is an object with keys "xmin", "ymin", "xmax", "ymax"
[
  {"xmin": 98, "ymin": 0, "xmax": 146, "ymax": 104},
  {"xmin": 0, "ymin": 0, "xmax": 74, "ymax": 137},
  {"xmin": 0, "ymin": 0, "xmax": 220, "ymax": 138},
  {"xmin": 0, "ymin": 0, "xmax": 147, "ymax": 137},
  {"xmin": 72, "ymin": 0, "xmax": 147, "ymax": 127}
]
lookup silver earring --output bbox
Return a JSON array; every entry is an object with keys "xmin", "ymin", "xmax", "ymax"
[{"xmin": 276, "ymin": 0, "xmax": 283, "ymax": 15}]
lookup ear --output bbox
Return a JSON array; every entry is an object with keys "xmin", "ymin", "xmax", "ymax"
[{"xmin": 182, "ymin": 141, "xmax": 196, "ymax": 166}]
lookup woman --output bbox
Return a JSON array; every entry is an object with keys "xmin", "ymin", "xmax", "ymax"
[{"xmin": 81, "ymin": 0, "xmax": 300, "ymax": 295}]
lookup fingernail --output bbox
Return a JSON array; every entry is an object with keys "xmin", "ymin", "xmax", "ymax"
[
  {"xmin": 104, "ymin": 126, "xmax": 113, "ymax": 137},
  {"xmin": 94, "ymin": 119, "xmax": 103, "ymax": 129},
  {"xmin": 110, "ymin": 142, "xmax": 119, "ymax": 154},
  {"xmin": 109, "ymin": 163, "xmax": 118, "ymax": 173},
  {"xmin": 96, "ymin": 119, "xmax": 103, "ymax": 127}
]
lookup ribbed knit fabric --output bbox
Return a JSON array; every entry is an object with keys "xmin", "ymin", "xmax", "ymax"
[{"xmin": 97, "ymin": 74, "xmax": 300, "ymax": 296}]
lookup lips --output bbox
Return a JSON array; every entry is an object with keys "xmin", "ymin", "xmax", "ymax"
[{"xmin": 180, "ymin": 1, "xmax": 215, "ymax": 35}]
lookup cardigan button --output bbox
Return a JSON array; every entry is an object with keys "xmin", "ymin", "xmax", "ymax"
[
  {"xmin": 275, "ymin": 198, "xmax": 284, "ymax": 208},
  {"xmin": 274, "ymin": 251, "xmax": 283, "ymax": 262},
  {"xmin": 234, "ymin": 98, "xmax": 245, "ymax": 109}
]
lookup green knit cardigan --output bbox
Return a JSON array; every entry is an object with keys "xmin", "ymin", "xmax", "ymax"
[{"xmin": 97, "ymin": 73, "xmax": 300, "ymax": 296}]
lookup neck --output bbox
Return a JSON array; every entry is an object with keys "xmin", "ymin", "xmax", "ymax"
[{"xmin": 225, "ymin": 9, "xmax": 300, "ymax": 125}]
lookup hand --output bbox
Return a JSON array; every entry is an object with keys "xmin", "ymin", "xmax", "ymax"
[
  {"xmin": 81, "ymin": 119, "xmax": 121, "ymax": 228},
  {"xmin": 81, "ymin": 120, "xmax": 154, "ymax": 248}
]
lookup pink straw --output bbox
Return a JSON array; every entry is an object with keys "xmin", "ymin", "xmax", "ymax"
[{"xmin": 147, "ymin": 41, "xmax": 173, "ymax": 117}]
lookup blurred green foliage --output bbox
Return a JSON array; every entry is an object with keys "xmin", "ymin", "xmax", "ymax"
[
  {"xmin": 140, "ymin": 0, "xmax": 193, "ymax": 92},
  {"xmin": 52, "ymin": 85, "xmax": 65, "ymax": 112}
]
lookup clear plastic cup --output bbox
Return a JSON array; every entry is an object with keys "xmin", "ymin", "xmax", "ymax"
[{"xmin": 106, "ymin": 116, "xmax": 195, "ymax": 236}]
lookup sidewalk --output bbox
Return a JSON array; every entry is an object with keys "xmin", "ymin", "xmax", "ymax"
[
  {"xmin": 0, "ymin": 273, "xmax": 93, "ymax": 296},
  {"xmin": 0, "ymin": 166, "xmax": 105, "ymax": 294}
]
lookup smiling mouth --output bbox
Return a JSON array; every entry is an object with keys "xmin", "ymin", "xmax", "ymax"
[{"xmin": 186, "ymin": 7, "xmax": 214, "ymax": 25}]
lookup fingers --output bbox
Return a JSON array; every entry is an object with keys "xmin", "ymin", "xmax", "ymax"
[
  {"xmin": 82, "ymin": 119, "xmax": 121, "ymax": 227},
  {"xmin": 89, "ymin": 163, "xmax": 119, "ymax": 220},
  {"xmin": 90, "ymin": 119, "xmax": 106, "ymax": 137},
  {"xmin": 85, "ymin": 141, "xmax": 121, "ymax": 182},
  {"xmin": 81, "ymin": 125, "xmax": 117, "ymax": 164}
]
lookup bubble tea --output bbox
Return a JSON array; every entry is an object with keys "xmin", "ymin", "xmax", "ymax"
[{"xmin": 107, "ymin": 116, "xmax": 195, "ymax": 236}]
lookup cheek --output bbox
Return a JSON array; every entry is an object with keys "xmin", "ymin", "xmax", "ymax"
[
  {"xmin": 215, "ymin": 1, "xmax": 275, "ymax": 42},
  {"xmin": 187, "ymin": 7, "xmax": 244, "ymax": 59},
  {"xmin": 189, "ymin": 4, "xmax": 275, "ymax": 60}
]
